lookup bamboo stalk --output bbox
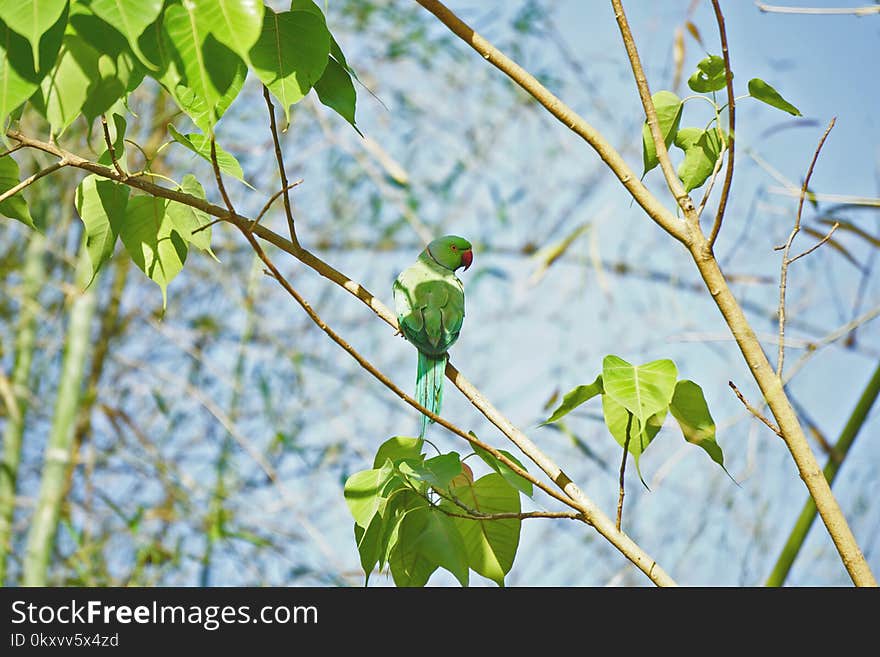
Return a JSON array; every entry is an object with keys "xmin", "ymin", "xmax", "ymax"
[
  {"xmin": 22, "ymin": 241, "xmax": 99, "ymax": 586},
  {"xmin": 0, "ymin": 232, "xmax": 47, "ymax": 584}
]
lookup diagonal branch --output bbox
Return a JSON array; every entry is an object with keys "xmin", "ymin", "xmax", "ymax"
[
  {"xmin": 412, "ymin": 0, "xmax": 688, "ymax": 245},
  {"xmin": 610, "ymin": 0, "xmax": 696, "ymax": 219}
]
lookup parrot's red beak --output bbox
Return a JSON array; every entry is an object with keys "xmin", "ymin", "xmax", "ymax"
[{"xmin": 461, "ymin": 249, "xmax": 473, "ymax": 271}]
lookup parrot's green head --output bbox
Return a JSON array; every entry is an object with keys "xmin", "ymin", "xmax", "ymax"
[{"xmin": 426, "ymin": 235, "xmax": 473, "ymax": 272}]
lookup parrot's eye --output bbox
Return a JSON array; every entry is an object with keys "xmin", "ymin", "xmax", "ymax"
[{"xmin": 451, "ymin": 245, "xmax": 457, "ymax": 251}]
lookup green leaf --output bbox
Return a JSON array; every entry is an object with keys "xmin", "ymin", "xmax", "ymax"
[
  {"xmin": 641, "ymin": 90, "xmax": 683, "ymax": 174},
  {"xmin": 0, "ymin": 156, "xmax": 35, "ymax": 229},
  {"xmin": 67, "ymin": 5, "xmax": 146, "ymax": 107},
  {"xmin": 75, "ymin": 174, "xmax": 130, "ymax": 280},
  {"xmin": 0, "ymin": 0, "xmax": 67, "ymax": 71},
  {"xmin": 162, "ymin": 3, "xmax": 246, "ymax": 133},
  {"xmin": 675, "ymin": 127, "xmax": 724, "ymax": 193},
  {"xmin": 602, "ymin": 355, "xmax": 677, "ymax": 426},
  {"xmin": 89, "ymin": 0, "xmax": 163, "ymax": 70},
  {"xmin": 191, "ymin": 0, "xmax": 263, "ymax": 61},
  {"xmin": 167, "ymin": 124, "xmax": 252, "ymax": 187},
  {"xmin": 166, "ymin": 174, "xmax": 215, "ymax": 255},
  {"xmin": 422, "ymin": 453, "xmax": 462, "ymax": 489},
  {"xmin": 398, "ymin": 452, "xmax": 462, "ymax": 490},
  {"xmin": 39, "ymin": 36, "xmax": 93, "ymax": 134},
  {"xmin": 377, "ymin": 489, "xmax": 427, "ymax": 571},
  {"xmin": 248, "ymin": 9, "xmax": 330, "ymax": 122},
  {"xmin": 389, "ymin": 507, "xmax": 469, "ymax": 587},
  {"xmin": 471, "ymin": 442, "xmax": 533, "ymax": 497},
  {"xmin": 687, "ymin": 54, "xmax": 728, "ymax": 93},
  {"xmin": 373, "ymin": 436, "xmax": 424, "ymax": 469},
  {"xmin": 446, "ymin": 473, "xmax": 521, "ymax": 586},
  {"xmin": 748, "ymin": 78, "xmax": 801, "ymax": 116},
  {"xmin": 602, "ymin": 394, "xmax": 666, "ymax": 485},
  {"xmin": 343, "ymin": 462, "xmax": 394, "ymax": 529},
  {"xmin": 669, "ymin": 380, "xmax": 727, "ymax": 470},
  {"xmin": 118, "ymin": 195, "xmax": 188, "ymax": 308},
  {"xmin": 0, "ymin": 5, "xmax": 67, "ymax": 125},
  {"xmin": 314, "ymin": 56, "xmax": 358, "ymax": 130},
  {"xmin": 541, "ymin": 374, "xmax": 603, "ymax": 424}
]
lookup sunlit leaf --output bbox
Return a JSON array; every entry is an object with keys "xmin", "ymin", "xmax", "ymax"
[
  {"xmin": 687, "ymin": 54, "xmax": 728, "ymax": 93},
  {"xmin": 372, "ymin": 436, "xmax": 424, "ymax": 469},
  {"xmin": 89, "ymin": 0, "xmax": 162, "ymax": 70},
  {"xmin": 471, "ymin": 440, "xmax": 533, "ymax": 497},
  {"xmin": 166, "ymin": 174, "xmax": 215, "ymax": 255},
  {"xmin": 389, "ymin": 507, "xmax": 468, "ymax": 587},
  {"xmin": 0, "ymin": 0, "xmax": 67, "ymax": 71},
  {"xmin": 445, "ymin": 473, "xmax": 520, "ymax": 586},
  {"xmin": 0, "ymin": 6, "xmax": 66, "ymax": 125},
  {"xmin": 118, "ymin": 195, "xmax": 188, "ymax": 308},
  {"xmin": 0, "ymin": 156, "xmax": 35, "ymax": 229},
  {"xmin": 192, "ymin": 0, "xmax": 263, "ymax": 60},
  {"xmin": 542, "ymin": 374, "xmax": 603, "ymax": 425},
  {"xmin": 315, "ymin": 56, "xmax": 358, "ymax": 130},
  {"xmin": 602, "ymin": 355, "xmax": 677, "ymax": 425},
  {"xmin": 248, "ymin": 8, "xmax": 330, "ymax": 122},
  {"xmin": 163, "ymin": 3, "xmax": 247, "ymax": 133},
  {"xmin": 674, "ymin": 127, "xmax": 724, "ymax": 192},
  {"xmin": 642, "ymin": 91, "xmax": 682, "ymax": 174},
  {"xmin": 75, "ymin": 174, "xmax": 129, "ymax": 280},
  {"xmin": 602, "ymin": 394, "xmax": 666, "ymax": 485},
  {"xmin": 343, "ymin": 461, "xmax": 394, "ymax": 530},
  {"xmin": 748, "ymin": 78, "xmax": 801, "ymax": 116},
  {"xmin": 167, "ymin": 124, "xmax": 251, "ymax": 186},
  {"xmin": 669, "ymin": 380, "xmax": 727, "ymax": 471}
]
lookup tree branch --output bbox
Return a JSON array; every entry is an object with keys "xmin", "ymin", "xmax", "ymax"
[
  {"xmin": 0, "ymin": 160, "xmax": 68, "ymax": 205},
  {"xmin": 729, "ymin": 380, "xmax": 782, "ymax": 437},
  {"xmin": 755, "ymin": 2, "xmax": 880, "ymax": 16},
  {"xmin": 263, "ymin": 85, "xmax": 297, "ymax": 244},
  {"xmin": 776, "ymin": 118, "xmax": 836, "ymax": 376},
  {"xmin": 412, "ymin": 0, "xmax": 688, "ymax": 245},
  {"xmin": 610, "ymin": 0, "xmax": 696, "ymax": 219},
  {"xmin": 708, "ymin": 0, "xmax": 736, "ymax": 248}
]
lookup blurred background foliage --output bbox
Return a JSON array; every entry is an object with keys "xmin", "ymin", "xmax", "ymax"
[{"xmin": 1, "ymin": 0, "xmax": 878, "ymax": 586}]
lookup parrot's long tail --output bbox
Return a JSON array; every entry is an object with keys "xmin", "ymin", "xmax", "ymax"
[{"xmin": 416, "ymin": 351, "xmax": 446, "ymax": 438}]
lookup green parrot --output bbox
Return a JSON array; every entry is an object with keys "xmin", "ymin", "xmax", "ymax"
[{"xmin": 393, "ymin": 235, "xmax": 473, "ymax": 437}]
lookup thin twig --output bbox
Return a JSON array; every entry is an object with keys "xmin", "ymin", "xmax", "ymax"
[
  {"xmin": 0, "ymin": 161, "xmax": 68, "ymax": 205},
  {"xmin": 755, "ymin": 2, "xmax": 880, "ymax": 16},
  {"xmin": 776, "ymin": 118, "xmax": 836, "ymax": 376},
  {"xmin": 616, "ymin": 412, "xmax": 633, "ymax": 532},
  {"xmin": 249, "ymin": 179, "xmax": 304, "ymax": 233},
  {"xmin": 708, "ymin": 0, "xmax": 736, "ymax": 248},
  {"xmin": 787, "ymin": 221, "xmax": 839, "ymax": 264},
  {"xmin": 729, "ymin": 380, "xmax": 783, "ymax": 437},
  {"xmin": 697, "ymin": 147, "xmax": 726, "ymax": 217},
  {"xmin": 0, "ymin": 143, "xmax": 25, "ymax": 159},
  {"xmin": 262, "ymin": 85, "xmax": 298, "ymax": 245},
  {"xmin": 101, "ymin": 114, "xmax": 126, "ymax": 178},
  {"xmin": 209, "ymin": 137, "xmax": 235, "ymax": 215}
]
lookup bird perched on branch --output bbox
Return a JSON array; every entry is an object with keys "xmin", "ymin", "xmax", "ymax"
[{"xmin": 393, "ymin": 235, "xmax": 473, "ymax": 437}]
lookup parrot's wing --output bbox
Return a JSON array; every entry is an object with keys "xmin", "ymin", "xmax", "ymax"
[{"xmin": 394, "ymin": 261, "xmax": 465, "ymax": 355}]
